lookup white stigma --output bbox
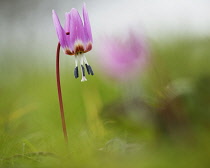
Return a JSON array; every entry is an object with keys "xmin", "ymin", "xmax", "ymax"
[{"xmin": 81, "ymin": 76, "xmax": 87, "ymax": 82}]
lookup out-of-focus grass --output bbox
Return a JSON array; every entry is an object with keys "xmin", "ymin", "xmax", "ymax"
[{"xmin": 0, "ymin": 36, "xmax": 210, "ymax": 167}]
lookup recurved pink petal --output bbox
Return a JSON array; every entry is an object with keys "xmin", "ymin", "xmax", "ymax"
[
  {"xmin": 65, "ymin": 12, "xmax": 71, "ymax": 33},
  {"xmin": 69, "ymin": 8, "xmax": 85, "ymax": 51},
  {"xmin": 64, "ymin": 12, "xmax": 71, "ymax": 50},
  {"xmin": 52, "ymin": 10, "xmax": 68, "ymax": 49},
  {"xmin": 83, "ymin": 3, "xmax": 93, "ymax": 44}
]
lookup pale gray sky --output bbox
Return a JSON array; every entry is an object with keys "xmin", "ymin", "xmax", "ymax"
[{"xmin": 0, "ymin": 0, "xmax": 210, "ymax": 53}]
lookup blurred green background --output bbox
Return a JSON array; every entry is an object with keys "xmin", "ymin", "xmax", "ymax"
[{"xmin": 0, "ymin": 0, "xmax": 210, "ymax": 167}]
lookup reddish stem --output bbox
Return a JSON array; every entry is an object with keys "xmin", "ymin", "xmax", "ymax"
[{"xmin": 56, "ymin": 42, "xmax": 68, "ymax": 143}]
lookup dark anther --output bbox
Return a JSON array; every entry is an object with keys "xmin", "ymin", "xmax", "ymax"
[
  {"xmin": 88, "ymin": 65, "xmax": 94, "ymax": 75},
  {"xmin": 74, "ymin": 66, "xmax": 79, "ymax": 78},
  {"xmin": 85, "ymin": 64, "xmax": 90, "ymax": 75},
  {"xmin": 81, "ymin": 65, "xmax": 85, "ymax": 77},
  {"xmin": 66, "ymin": 32, "xmax": 70, "ymax": 35}
]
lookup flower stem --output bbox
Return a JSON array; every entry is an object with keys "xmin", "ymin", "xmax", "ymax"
[{"xmin": 56, "ymin": 42, "xmax": 68, "ymax": 144}]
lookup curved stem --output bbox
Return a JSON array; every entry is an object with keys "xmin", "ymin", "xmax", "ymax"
[{"xmin": 56, "ymin": 42, "xmax": 68, "ymax": 143}]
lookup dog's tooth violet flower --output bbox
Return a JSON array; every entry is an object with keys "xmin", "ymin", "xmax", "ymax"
[
  {"xmin": 52, "ymin": 3, "xmax": 94, "ymax": 82},
  {"xmin": 52, "ymin": 4, "xmax": 94, "ymax": 144}
]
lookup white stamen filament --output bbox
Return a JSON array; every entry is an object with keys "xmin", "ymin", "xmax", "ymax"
[
  {"xmin": 79, "ymin": 53, "xmax": 84, "ymax": 65},
  {"xmin": 83, "ymin": 55, "xmax": 89, "ymax": 65},
  {"xmin": 79, "ymin": 53, "xmax": 87, "ymax": 82},
  {"xmin": 75, "ymin": 55, "xmax": 78, "ymax": 67}
]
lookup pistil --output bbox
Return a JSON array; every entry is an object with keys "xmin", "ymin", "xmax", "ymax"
[{"xmin": 74, "ymin": 53, "xmax": 94, "ymax": 81}]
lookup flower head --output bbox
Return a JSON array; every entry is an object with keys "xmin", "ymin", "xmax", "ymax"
[
  {"xmin": 52, "ymin": 3, "xmax": 94, "ymax": 82},
  {"xmin": 98, "ymin": 32, "xmax": 148, "ymax": 81}
]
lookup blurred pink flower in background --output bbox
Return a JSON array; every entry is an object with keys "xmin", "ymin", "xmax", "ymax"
[{"xmin": 97, "ymin": 32, "xmax": 148, "ymax": 81}]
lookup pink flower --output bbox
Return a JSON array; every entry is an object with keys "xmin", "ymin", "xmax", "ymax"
[
  {"xmin": 98, "ymin": 32, "xmax": 148, "ymax": 81},
  {"xmin": 52, "ymin": 3, "xmax": 94, "ymax": 82}
]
